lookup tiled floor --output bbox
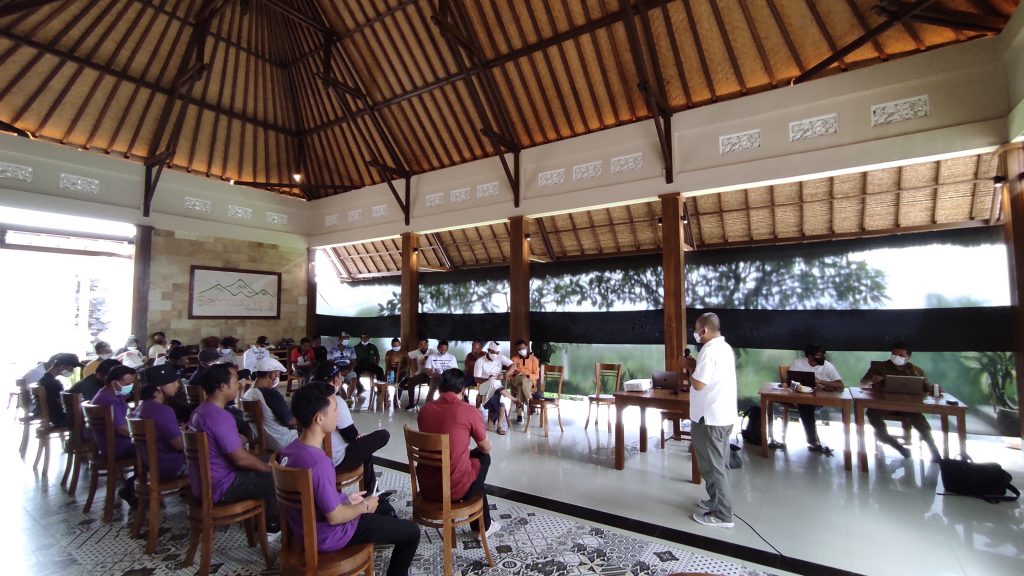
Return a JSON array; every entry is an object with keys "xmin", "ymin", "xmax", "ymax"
[
  {"xmin": 8, "ymin": 393, "xmax": 1023, "ymax": 576},
  {"xmin": 350, "ymin": 392, "xmax": 1024, "ymax": 576}
]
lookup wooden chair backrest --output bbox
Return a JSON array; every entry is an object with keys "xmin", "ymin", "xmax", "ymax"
[
  {"xmin": 30, "ymin": 385, "xmax": 51, "ymax": 430},
  {"xmin": 541, "ymin": 365, "xmax": 564, "ymax": 398},
  {"xmin": 594, "ymin": 363, "xmax": 623, "ymax": 395},
  {"xmin": 182, "ymin": 430, "xmax": 212, "ymax": 513},
  {"xmin": 83, "ymin": 402, "xmax": 116, "ymax": 466},
  {"xmin": 778, "ymin": 366, "xmax": 789, "ymax": 384},
  {"xmin": 128, "ymin": 417, "xmax": 161, "ymax": 487},
  {"xmin": 241, "ymin": 399, "xmax": 266, "ymax": 455},
  {"xmin": 322, "ymin": 430, "xmax": 333, "ymax": 460},
  {"xmin": 60, "ymin": 391, "xmax": 83, "ymax": 448},
  {"xmin": 270, "ymin": 456, "xmax": 319, "ymax": 570},
  {"xmin": 19, "ymin": 383, "xmax": 32, "ymax": 418},
  {"xmin": 403, "ymin": 425, "xmax": 451, "ymax": 512}
]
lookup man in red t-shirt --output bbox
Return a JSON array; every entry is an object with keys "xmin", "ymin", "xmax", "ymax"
[{"xmin": 416, "ymin": 368, "xmax": 499, "ymax": 537}]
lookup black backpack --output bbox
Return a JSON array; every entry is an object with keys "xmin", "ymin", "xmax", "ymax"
[
  {"xmin": 939, "ymin": 456, "xmax": 1019, "ymax": 504},
  {"xmin": 739, "ymin": 405, "xmax": 761, "ymax": 446}
]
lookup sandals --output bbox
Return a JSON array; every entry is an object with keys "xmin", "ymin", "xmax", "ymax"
[
  {"xmin": 809, "ymin": 443, "xmax": 834, "ymax": 456},
  {"xmin": 496, "ymin": 427, "xmax": 507, "ymax": 435}
]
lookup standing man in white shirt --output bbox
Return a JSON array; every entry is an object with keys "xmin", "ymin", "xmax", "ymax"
[
  {"xmin": 788, "ymin": 345, "xmax": 844, "ymax": 454},
  {"xmin": 689, "ymin": 312, "xmax": 737, "ymax": 529},
  {"xmin": 423, "ymin": 340, "xmax": 458, "ymax": 403}
]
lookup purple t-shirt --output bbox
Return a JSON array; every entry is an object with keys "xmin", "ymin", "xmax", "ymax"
[
  {"xmin": 278, "ymin": 440, "xmax": 357, "ymax": 552},
  {"xmin": 91, "ymin": 387, "xmax": 133, "ymax": 459},
  {"xmin": 188, "ymin": 401, "xmax": 242, "ymax": 502},
  {"xmin": 134, "ymin": 400, "xmax": 186, "ymax": 480}
]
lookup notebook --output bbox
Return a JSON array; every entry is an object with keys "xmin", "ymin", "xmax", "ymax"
[
  {"xmin": 786, "ymin": 370, "xmax": 816, "ymax": 390},
  {"xmin": 883, "ymin": 375, "xmax": 927, "ymax": 395}
]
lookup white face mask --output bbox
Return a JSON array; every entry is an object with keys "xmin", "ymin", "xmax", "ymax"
[
  {"xmin": 361, "ymin": 339, "xmax": 369, "ymax": 344},
  {"xmin": 518, "ymin": 350, "xmax": 528, "ymax": 358},
  {"xmin": 127, "ymin": 346, "xmax": 138, "ymax": 351},
  {"xmin": 341, "ymin": 339, "xmax": 350, "ymax": 347},
  {"xmin": 488, "ymin": 352, "xmax": 498, "ymax": 360},
  {"xmin": 273, "ymin": 376, "xmax": 280, "ymax": 388},
  {"xmin": 391, "ymin": 345, "xmax": 401, "ymax": 352},
  {"xmin": 99, "ymin": 353, "xmax": 112, "ymax": 360},
  {"xmin": 692, "ymin": 329, "xmax": 703, "ymax": 343},
  {"xmin": 61, "ymin": 369, "xmax": 74, "ymax": 378},
  {"xmin": 891, "ymin": 355, "xmax": 908, "ymax": 366}
]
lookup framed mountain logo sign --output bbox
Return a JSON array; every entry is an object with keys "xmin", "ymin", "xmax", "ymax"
[{"xmin": 189, "ymin": 266, "xmax": 282, "ymax": 319}]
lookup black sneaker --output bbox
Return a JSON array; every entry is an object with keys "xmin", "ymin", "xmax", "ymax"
[
  {"xmin": 117, "ymin": 486, "xmax": 138, "ymax": 510},
  {"xmin": 515, "ymin": 415, "xmax": 523, "ymax": 424}
]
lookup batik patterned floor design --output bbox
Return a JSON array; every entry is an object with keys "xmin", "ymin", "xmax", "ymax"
[{"xmin": 25, "ymin": 469, "xmax": 773, "ymax": 576}]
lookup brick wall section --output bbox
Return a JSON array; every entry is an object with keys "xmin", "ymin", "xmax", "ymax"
[{"xmin": 148, "ymin": 229, "xmax": 307, "ymax": 347}]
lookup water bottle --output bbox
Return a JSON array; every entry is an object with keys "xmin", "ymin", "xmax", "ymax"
[{"xmin": 387, "ymin": 370, "xmax": 395, "ymax": 385}]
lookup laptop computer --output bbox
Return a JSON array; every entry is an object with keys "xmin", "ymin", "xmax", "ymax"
[
  {"xmin": 883, "ymin": 375, "xmax": 927, "ymax": 395},
  {"xmin": 786, "ymin": 370, "xmax": 816, "ymax": 389},
  {"xmin": 652, "ymin": 370, "xmax": 683, "ymax": 393}
]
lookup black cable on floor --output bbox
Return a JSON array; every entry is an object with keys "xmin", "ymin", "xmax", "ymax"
[{"xmin": 733, "ymin": 512, "xmax": 800, "ymax": 574}]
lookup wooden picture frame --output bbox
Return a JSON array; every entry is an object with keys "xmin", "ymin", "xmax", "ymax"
[{"xmin": 188, "ymin": 266, "xmax": 282, "ymax": 319}]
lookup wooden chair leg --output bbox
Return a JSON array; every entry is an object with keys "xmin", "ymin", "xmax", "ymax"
[
  {"xmin": 146, "ymin": 492, "xmax": 160, "ymax": 554},
  {"xmin": 606, "ymin": 403, "xmax": 612, "ymax": 433},
  {"xmin": 199, "ymin": 523, "xmax": 213, "ymax": 576},
  {"xmin": 243, "ymin": 517, "xmax": 256, "ymax": 547},
  {"xmin": 103, "ymin": 471, "xmax": 116, "ymax": 523},
  {"xmin": 902, "ymin": 419, "xmax": 913, "ymax": 444},
  {"xmin": 33, "ymin": 436, "xmax": 45, "ymax": 470},
  {"xmin": 478, "ymin": 514, "xmax": 494, "ymax": 567},
  {"xmin": 83, "ymin": 467, "xmax": 100, "ymax": 513},
  {"xmin": 256, "ymin": 509, "xmax": 273, "ymax": 569},
  {"xmin": 132, "ymin": 489, "xmax": 145, "ymax": 539},
  {"xmin": 68, "ymin": 453, "xmax": 82, "ymax": 496},
  {"xmin": 61, "ymin": 448, "xmax": 73, "ymax": 487},
  {"xmin": 522, "ymin": 404, "xmax": 532, "ymax": 432},
  {"xmin": 556, "ymin": 405, "xmax": 563, "ymax": 432},
  {"xmin": 781, "ymin": 407, "xmax": 790, "ymax": 442},
  {"xmin": 584, "ymin": 400, "xmax": 593, "ymax": 430},
  {"xmin": 42, "ymin": 436, "xmax": 52, "ymax": 476},
  {"xmin": 19, "ymin": 422, "xmax": 30, "ymax": 459},
  {"xmin": 442, "ymin": 520, "xmax": 453, "ymax": 576},
  {"xmin": 183, "ymin": 519, "xmax": 200, "ymax": 566}
]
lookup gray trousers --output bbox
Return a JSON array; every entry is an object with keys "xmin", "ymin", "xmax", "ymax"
[{"xmin": 692, "ymin": 418, "xmax": 733, "ymax": 522}]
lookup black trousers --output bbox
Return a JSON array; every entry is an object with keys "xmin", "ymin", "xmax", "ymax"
[
  {"xmin": 220, "ymin": 469, "xmax": 278, "ymax": 524},
  {"xmin": 348, "ymin": 513, "xmax": 421, "ymax": 576},
  {"xmin": 336, "ymin": 429, "xmax": 390, "ymax": 493},
  {"xmin": 355, "ymin": 360, "xmax": 385, "ymax": 381},
  {"xmin": 460, "ymin": 449, "xmax": 491, "ymax": 531},
  {"xmin": 798, "ymin": 404, "xmax": 821, "ymax": 445}
]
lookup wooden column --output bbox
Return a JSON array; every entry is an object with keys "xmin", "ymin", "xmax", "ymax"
[
  {"xmin": 400, "ymin": 232, "xmax": 420, "ymax": 350},
  {"xmin": 131, "ymin": 224, "xmax": 153, "ymax": 342},
  {"xmin": 509, "ymin": 216, "xmax": 530, "ymax": 346},
  {"xmin": 306, "ymin": 248, "xmax": 317, "ymax": 338},
  {"xmin": 661, "ymin": 193, "xmax": 686, "ymax": 372},
  {"xmin": 1001, "ymin": 146, "xmax": 1024, "ymax": 441}
]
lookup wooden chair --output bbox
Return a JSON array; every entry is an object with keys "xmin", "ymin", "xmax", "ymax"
[
  {"xmin": 403, "ymin": 425, "xmax": 494, "ymax": 576},
  {"xmin": 322, "ymin": 431, "xmax": 365, "ymax": 492},
  {"xmin": 185, "ymin": 383, "xmax": 206, "ymax": 408},
  {"xmin": 18, "ymin": 383, "xmax": 36, "ymax": 458},
  {"xmin": 182, "ymin": 430, "xmax": 274, "ymax": 576},
  {"xmin": 523, "ymin": 365, "xmax": 564, "ymax": 436},
  {"xmin": 270, "ymin": 457, "xmax": 375, "ymax": 576},
  {"xmin": 654, "ymin": 370, "xmax": 691, "ymax": 449},
  {"xmin": 31, "ymin": 384, "xmax": 69, "ymax": 476},
  {"xmin": 60, "ymin": 391, "xmax": 89, "ymax": 495},
  {"xmin": 128, "ymin": 417, "xmax": 190, "ymax": 553},
  {"xmin": 82, "ymin": 403, "xmax": 135, "ymax": 523},
  {"xmin": 242, "ymin": 399, "xmax": 267, "ymax": 456},
  {"xmin": 585, "ymin": 363, "xmax": 622, "ymax": 432},
  {"xmin": 367, "ymin": 379, "xmax": 392, "ymax": 411}
]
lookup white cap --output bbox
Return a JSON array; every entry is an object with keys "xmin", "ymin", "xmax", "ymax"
[
  {"xmin": 255, "ymin": 357, "xmax": 287, "ymax": 373},
  {"xmin": 486, "ymin": 341, "xmax": 501, "ymax": 353}
]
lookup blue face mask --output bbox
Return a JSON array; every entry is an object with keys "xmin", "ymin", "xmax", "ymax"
[{"xmin": 119, "ymin": 383, "xmax": 134, "ymax": 396}]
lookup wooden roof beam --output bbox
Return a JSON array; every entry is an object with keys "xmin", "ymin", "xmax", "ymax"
[
  {"xmin": 0, "ymin": 0, "xmax": 64, "ymax": 19},
  {"xmin": 904, "ymin": 4, "xmax": 1007, "ymax": 33},
  {"xmin": 0, "ymin": 119, "xmax": 32, "ymax": 138},
  {"xmin": 794, "ymin": 0, "xmax": 937, "ymax": 84}
]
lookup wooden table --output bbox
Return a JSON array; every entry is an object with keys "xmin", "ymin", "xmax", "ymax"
[
  {"xmin": 850, "ymin": 387, "xmax": 968, "ymax": 472},
  {"xmin": 758, "ymin": 383, "xmax": 853, "ymax": 471},
  {"xmin": 613, "ymin": 389, "xmax": 700, "ymax": 484}
]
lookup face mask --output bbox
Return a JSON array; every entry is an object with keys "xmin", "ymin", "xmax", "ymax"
[
  {"xmin": 61, "ymin": 369, "xmax": 74, "ymax": 378},
  {"xmin": 341, "ymin": 339, "xmax": 350, "ymax": 346},
  {"xmin": 128, "ymin": 346, "xmax": 138, "ymax": 351},
  {"xmin": 518, "ymin": 350, "xmax": 528, "ymax": 358},
  {"xmin": 392, "ymin": 346, "xmax": 401, "ymax": 352},
  {"xmin": 273, "ymin": 377, "xmax": 280, "ymax": 388},
  {"xmin": 119, "ymin": 383, "xmax": 134, "ymax": 396},
  {"xmin": 891, "ymin": 355, "xmax": 908, "ymax": 366},
  {"xmin": 99, "ymin": 353, "xmax": 112, "ymax": 360},
  {"xmin": 488, "ymin": 352, "xmax": 497, "ymax": 360},
  {"xmin": 692, "ymin": 329, "xmax": 702, "ymax": 343},
  {"xmin": 361, "ymin": 339, "xmax": 369, "ymax": 344}
]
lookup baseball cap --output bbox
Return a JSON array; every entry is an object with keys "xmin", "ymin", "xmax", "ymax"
[
  {"xmin": 255, "ymin": 356, "xmax": 287, "ymax": 373},
  {"xmin": 256, "ymin": 336, "xmax": 270, "ymax": 346},
  {"xmin": 143, "ymin": 364, "xmax": 180, "ymax": 387},
  {"xmin": 312, "ymin": 362, "xmax": 343, "ymax": 382},
  {"xmin": 45, "ymin": 353, "xmax": 83, "ymax": 370},
  {"xmin": 198, "ymin": 348, "xmax": 222, "ymax": 364}
]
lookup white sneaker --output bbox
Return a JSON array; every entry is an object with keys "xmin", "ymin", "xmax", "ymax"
[
  {"xmin": 696, "ymin": 499, "xmax": 713, "ymax": 511},
  {"xmin": 484, "ymin": 521, "xmax": 502, "ymax": 539},
  {"xmin": 692, "ymin": 511, "xmax": 734, "ymax": 528}
]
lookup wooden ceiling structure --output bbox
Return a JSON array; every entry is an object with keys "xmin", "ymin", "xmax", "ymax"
[
  {"xmin": 323, "ymin": 151, "xmax": 1001, "ymax": 279},
  {"xmin": 0, "ymin": 0, "xmax": 1018, "ymax": 219}
]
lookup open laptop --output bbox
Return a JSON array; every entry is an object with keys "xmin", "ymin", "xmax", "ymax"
[
  {"xmin": 652, "ymin": 370, "xmax": 682, "ymax": 393},
  {"xmin": 786, "ymin": 370, "xmax": 816, "ymax": 390},
  {"xmin": 883, "ymin": 375, "xmax": 927, "ymax": 395}
]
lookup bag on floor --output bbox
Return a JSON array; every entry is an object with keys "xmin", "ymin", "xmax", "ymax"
[
  {"xmin": 739, "ymin": 406, "xmax": 761, "ymax": 446},
  {"xmin": 939, "ymin": 456, "xmax": 1019, "ymax": 504}
]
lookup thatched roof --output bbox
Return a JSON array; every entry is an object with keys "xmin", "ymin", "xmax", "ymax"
[
  {"xmin": 323, "ymin": 151, "xmax": 1000, "ymax": 278},
  {"xmin": 0, "ymin": 0, "xmax": 1016, "ymax": 200}
]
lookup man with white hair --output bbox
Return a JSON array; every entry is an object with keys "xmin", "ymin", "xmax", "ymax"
[
  {"xmin": 241, "ymin": 356, "xmax": 297, "ymax": 451},
  {"xmin": 689, "ymin": 312, "xmax": 737, "ymax": 529}
]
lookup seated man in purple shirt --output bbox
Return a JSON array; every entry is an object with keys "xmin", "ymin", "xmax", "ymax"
[
  {"xmin": 91, "ymin": 364, "xmax": 139, "ymax": 507},
  {"xmin": 188, "ymin": 363, "xmax": 279, "ymax": 531},
  {"xmin": 280, "ymin": 383, "xmax": 419, "ymax": 576},
  {"xmin": 135, "ymin": 364, "xmax": 187, "ymax": 480}
]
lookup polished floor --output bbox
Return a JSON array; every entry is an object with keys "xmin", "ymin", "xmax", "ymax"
[
  {"xmin": 350, "ymin": 391, "xmax": 1024, "ymax": 576},
  {"xmin": 9, "ymin": 392, "xmax": 1023, "ymax": 576}
]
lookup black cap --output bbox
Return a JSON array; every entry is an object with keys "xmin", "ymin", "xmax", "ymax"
[
  {"xmin": 45, "ymin": 353, "xmax": 83, "ymax": 370},
  {"xmin": 144, "ymin": 364, "xmax": 181, "ymax": 387},
  {"xmin": 256, "ymin": 336, "xmax": 270, "ymax": 346},
  {"xmin": 198, "ymin": 348, "xmax": 222, "ymax": 364},
  {"xmin": 312, "ymin": 362, "xmax": 343, "ymax": 382}
]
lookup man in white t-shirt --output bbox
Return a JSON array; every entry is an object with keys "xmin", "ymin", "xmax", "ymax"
[
  {"xmin": 788, "ymin": 344, "xmax": 844, "ymax": 454},
  {"xmin": 689, "ymin": 312, "xmax": 737, "ymax": 529},
  {"xmin": 241, "ymin": 356, "xmax": 297, "ymax": 451},
  {"xmin": 423, "ymin": 340, "xmax": 458, "ymax": 404},
  {"xmin": 148, "ymin": 331, "xmax": 168, "ymax": 362},
  {"xmin": 242, "ymin": 336, "xmax": 271, "ymax": 374},
  {"xmin": 474, "ymin": 341, "xmax": 519, "ymax": 430},
  {"xmin": 401, "ymin": 338, "xmax": 437, "ymax": 410}
]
